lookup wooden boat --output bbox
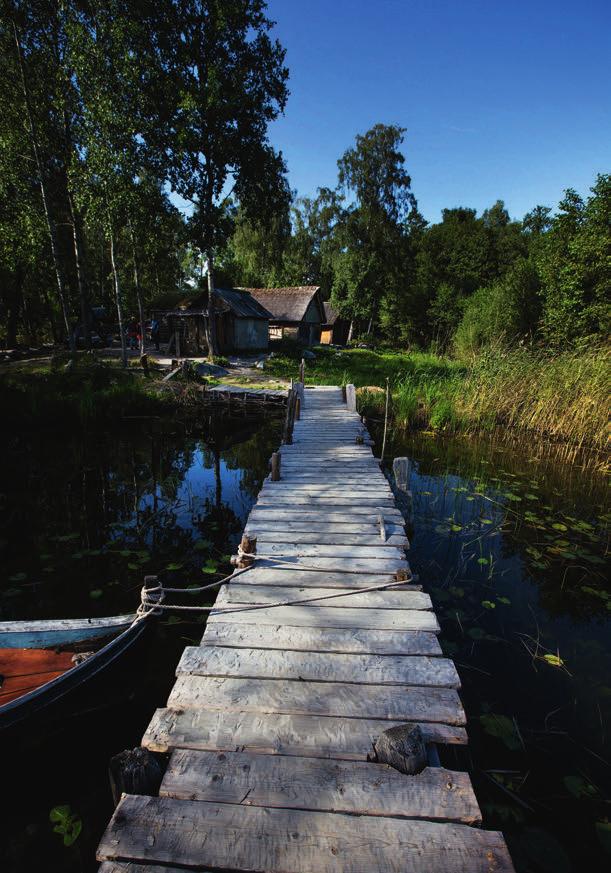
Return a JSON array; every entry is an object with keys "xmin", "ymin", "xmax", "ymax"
[{"xmin": 0, "ymin": 613, "xmax": 151, "ymax": 731}]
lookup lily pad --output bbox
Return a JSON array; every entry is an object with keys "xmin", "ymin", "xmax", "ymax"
[{"xmin": 479, "ymin": 713, "xmax": 522, "ymax": 750}]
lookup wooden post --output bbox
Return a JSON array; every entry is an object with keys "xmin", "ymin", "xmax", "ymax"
[
  {"xmin": 368, "ymin": 724, "xmax": 427, "ymax": 775},
  {"xmin": 380, "ymin": 377, "xmax": 390, "ymax": 464},
  {"xmin": 237, "ymin": 533, "xmax": 257, "ymax": 568},
  {"xmin": 346, "ymin": 383, "xmax": 357, "ymax": 412},
  {"xmin": 270, "ymin": 452, "xmax": 281, "ymax": 481},
  {"xmin": 393, "ymin": 457, "xmax": 411, "ymax": 492},
  {"xmin": 299, "ymin": 358, "xmax": 305, "ymax": 383},
  {"xmin": 295, "ymin": 396, "xmax": 301, "ymax": 420},
  {"xmin": 140, "ymin": 353, "xmax": 149, "ymax": 376},
  {"xmin": 282, "ymin": 388, "xmax": 296, "ymax": 444},
  {"xmin": 108, "ymin": 748, "xmax": 163, "ymax": 807},
  {"xmin": 377, "ymin": 513, "xmax": 386, "ymax": 542}
]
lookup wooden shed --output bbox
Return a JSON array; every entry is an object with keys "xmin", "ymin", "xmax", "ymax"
[
  {"xmin": 245, "ymin": 286, "xmax": 325, "ymax": 346},
  {"xmin": 160, "ymin": 287, "xmax": 271, "ymax": 355},
  {"xmin": 320, "ymin": 302, "xmax": 351, "ymax": 345}
]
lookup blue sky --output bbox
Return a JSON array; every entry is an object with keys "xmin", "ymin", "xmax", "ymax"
[{"xmin": 265, "ymin": 0, "xmax": 610, "ymax": 223}]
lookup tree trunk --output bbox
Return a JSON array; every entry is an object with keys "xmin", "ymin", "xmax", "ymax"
[
  {"xmin": 11, "ymin": 17, "xmax": 72, "ymax": 347},
  {"xmin": 129, "ymin": 220, "xmax": 146, "ymax": 355},
  {"xmin": 206, "ymin": 255, "xmax": 219, "ymax": 358},
  {"xmin": 5, "ymin": 268, "xmax": 23, "ymax": 348},
  {"xmin": 366, "ymin": 313, "xmax": 373, "ymax": 335},
  {"xmin": 347, "ymin": 320, "xmax": 354, "ymax": 343},
  {"xmin": 109, "ymin": 230, "xmax": 127, "ymax": 367},
  {"xmin": 67, "ymin": 189, "xmax": 91, "ymax": 349}
]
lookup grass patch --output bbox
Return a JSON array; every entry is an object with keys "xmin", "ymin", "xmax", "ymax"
[{"xmin": 265, "ymin": 343, "xmax": 609, "ymax": 454}]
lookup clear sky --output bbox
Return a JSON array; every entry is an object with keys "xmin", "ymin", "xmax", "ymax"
[{"xmin": 265, "ymin": 0, "xmax": 610, "ymax": 223}]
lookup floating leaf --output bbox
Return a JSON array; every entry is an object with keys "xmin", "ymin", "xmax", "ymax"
[
  {"xmin": 201, "ymin": 559, "xmax": 217, "ymax": 574},
  {"xmin": 450, "ymin": 524, "xmax": 462, "ymax": 532},
  {"xmin": 524, "ymin": 493, "xmax": 538, "ymax": 501},
  {"xmin": 481, "ymin": 600, "xmax": 496, "ymax": 609},
  {"xmin": 543, "ymin": 653, "xmax": 564, "ymax": 667},
  {"xmin": 497, "ymin": 596, "xmax": 511, "ymax": 605},
  {"xmin": 8, "ymin": 572, "xmax": 27, "ymax": 582},
  {"xmin": 596, "ymin": 821, "xmax": 611, "ymax": 855},
  {"xmin": 563, "ymin": 775, "xmax": 596, "ymax": 798},
  {"xmin": 552, "ymin": 523, "xmax": 568, "ymax": 532},
  {"xmin": 481, "ymin": 518, "xmax": 493, "ymax": 525},
  {"xmin": 504, "ymin": 493, "xmax": 522, "ymax": 502},
  {"xmin": 49, "ymin": 804, "xmax": 82, "ymax": 847},
  {"xmin": 477, "ymin": 557, "xmax": 489, "ymax": 565},
  {"xmin": 479, "ymin": 714, "xmax": 522, "ymax": 750},
  {"xmin": 127, "ymin": 562, "xmax": 139, "ymax": 570},
  {"xmin": 193, "ymin": 539, "xmax": 212, "ymax": 551},
  {"xmin": 165, "ymin": 562, "xmax": 183, "ymax": 571},
  {"xmin": 89, "ymin": 589, "xmax": 103, "ymax": 599}
]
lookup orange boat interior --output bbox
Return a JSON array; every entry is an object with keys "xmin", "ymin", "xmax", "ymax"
[{"xmin": 0, "ymin": 648, "xmax": 77, "ymax": 706}]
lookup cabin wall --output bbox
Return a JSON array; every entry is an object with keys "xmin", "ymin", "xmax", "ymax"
[{"xmin": 233, "ymin": 318, "xmax": 269, "ymax": 351}]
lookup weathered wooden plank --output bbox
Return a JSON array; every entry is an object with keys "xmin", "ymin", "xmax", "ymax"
[
  {"xmin": 177, "ymin": 646, "xmax": 460, "ymax": 688},
  {"xmin": 202, "ymin": 622, "xmax": 441, "ymax": 655},
  {"xmin": 161, "ymin": 750, "xmax": 482, "ymax": 824},
  {"xmin": 142, "ymin": 708, "xmax": 468, "ymax": 757},
  {"xmin": 208, "ymin": 604, "xmax": 435, "ymax": 630},
  {"xmin": 98, "ymin": 795, "xmax": 514, "ymax": 873},
  {"xmin": 246, "ymin": 529, "xmax": 408, "ymax": 546},
  {"xmin": 99, "ymin": 864, "xmax": 196, "ymax": 873},
  {"xmin": 246, "ymin": 519, "xmax": 405, "ymax": 534},
  {"xmin": 218, "ymin": 584, "xmax": 427, "ymax": 610},
  {"xmin": 243, "ymin": 556, "xmax": 409, "ymax": 574},
  {"xmin": 249, "ymin": 507, "xmax": 404, "ymax": 521},
  {"xmin": 260, "ymin": 483, "xmax": 392, "ymax": 494},
  {"xmin": 255, "ymin": 542, "xmax": 406, "ymax": 560},
  {"xmin": 256, "ymin": 496, "xmax": 398, "ymax": 508},
  {"xmin": 232, "ymin": 567, "xmax": 407, "ymax": 588},
  {"xmin": 166, "ymin": 675, "xmax": 464, "ymax": 724}
]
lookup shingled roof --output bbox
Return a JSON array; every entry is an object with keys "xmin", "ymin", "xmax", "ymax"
[
  {"xmin": 323, "ymin": 302, "xmax": 340, "ymax": 325},
  {"xmin": 176, "ymin": 288, "xmax": 272, "ymax": 320},
  {"xmin": 243, "ymin": 286, "xmax": 322, "ymax": 323}
]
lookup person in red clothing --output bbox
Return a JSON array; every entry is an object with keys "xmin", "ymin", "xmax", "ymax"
[{"xmin": 127, "ymin": 317, "xmax": 138, "ymax": 350}]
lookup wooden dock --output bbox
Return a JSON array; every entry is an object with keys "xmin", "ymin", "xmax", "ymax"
[{"xmin": 97, "ymin": 385, "xmax": 514, "ymax": 873}]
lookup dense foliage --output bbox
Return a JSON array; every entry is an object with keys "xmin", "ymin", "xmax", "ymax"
[
  {"xmin": 0, "ymin": 0, "xmax": 288, "ymax": 355},
  {"xmin": 0, "ymin": 2, "xmax": 608, "ymax": 359},
  {"xmin": 226, "ymin": 129, "xmax": 609, "ymax": 353}
]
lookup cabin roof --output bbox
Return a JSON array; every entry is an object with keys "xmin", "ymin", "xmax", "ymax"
[
  {"xmin": 243, "ymin": 286, "xmax": 322, "ymax": 323},
  {"xmin": 177, "ymin": 288, "xmax": 271, "ymax": 320},
  {"xmin": 323, "ymin": 302, "xmax": 341, "ymax": 325}
]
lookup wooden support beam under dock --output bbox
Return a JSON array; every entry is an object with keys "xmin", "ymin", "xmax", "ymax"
[{"xmin": 97, "ymin": 385, "xmax": 515, "ymax": 873}]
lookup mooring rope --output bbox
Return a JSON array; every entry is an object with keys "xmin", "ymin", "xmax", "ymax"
[{"xmin": 134, "ymin": 548, "xmax": 413, "ymax": 623}]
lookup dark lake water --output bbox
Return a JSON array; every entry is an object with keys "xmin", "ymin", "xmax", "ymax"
[
  {"xmin": 377, "ymin": 427, "xmax": 610, "ymax": 873},
  {"xmin": 0, "ymin": 409, "xmax": 283, "ymax": 873},
  {"xmin": 1, "ymin": 412, "xmax": 609, "ymax": 872}
]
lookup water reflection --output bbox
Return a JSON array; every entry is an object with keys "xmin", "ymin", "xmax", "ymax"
[
  {"xmin": 379, "ymin": 428, "xmax": 610, "ymax": 873},
  {"xmin": 1, "ymin": 411, "xmax": 283, "ymax": 621}
]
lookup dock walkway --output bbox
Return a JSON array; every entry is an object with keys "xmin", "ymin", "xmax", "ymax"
[{"xmin": 98, "ymin": 386, "xmax": 514, "ymax": 872}]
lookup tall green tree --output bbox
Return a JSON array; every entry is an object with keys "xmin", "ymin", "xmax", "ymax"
[
  {"xmin": 143, "ymin": 0, "xmax": 289, "ymax": 354},
  {"xmin": 330, "ymin": 124, "xmax": 417, "ymax": 336}
]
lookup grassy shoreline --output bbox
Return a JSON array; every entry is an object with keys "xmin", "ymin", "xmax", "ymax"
[{"xmin": 265, "ymin": 344, "xmax": 609, "ymax": 460}]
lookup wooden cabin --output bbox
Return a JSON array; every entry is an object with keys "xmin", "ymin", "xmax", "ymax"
[
  {"xmin": 245, "ymin": 286, "xmax": 325, "ymax": 346},
  {"xmin": 320, "ymin": 302, "xmax": 350, "ymax": 345},
  {"xmin": 158, "ymin": 288, "xmax": 271, "ymax": 355}
]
